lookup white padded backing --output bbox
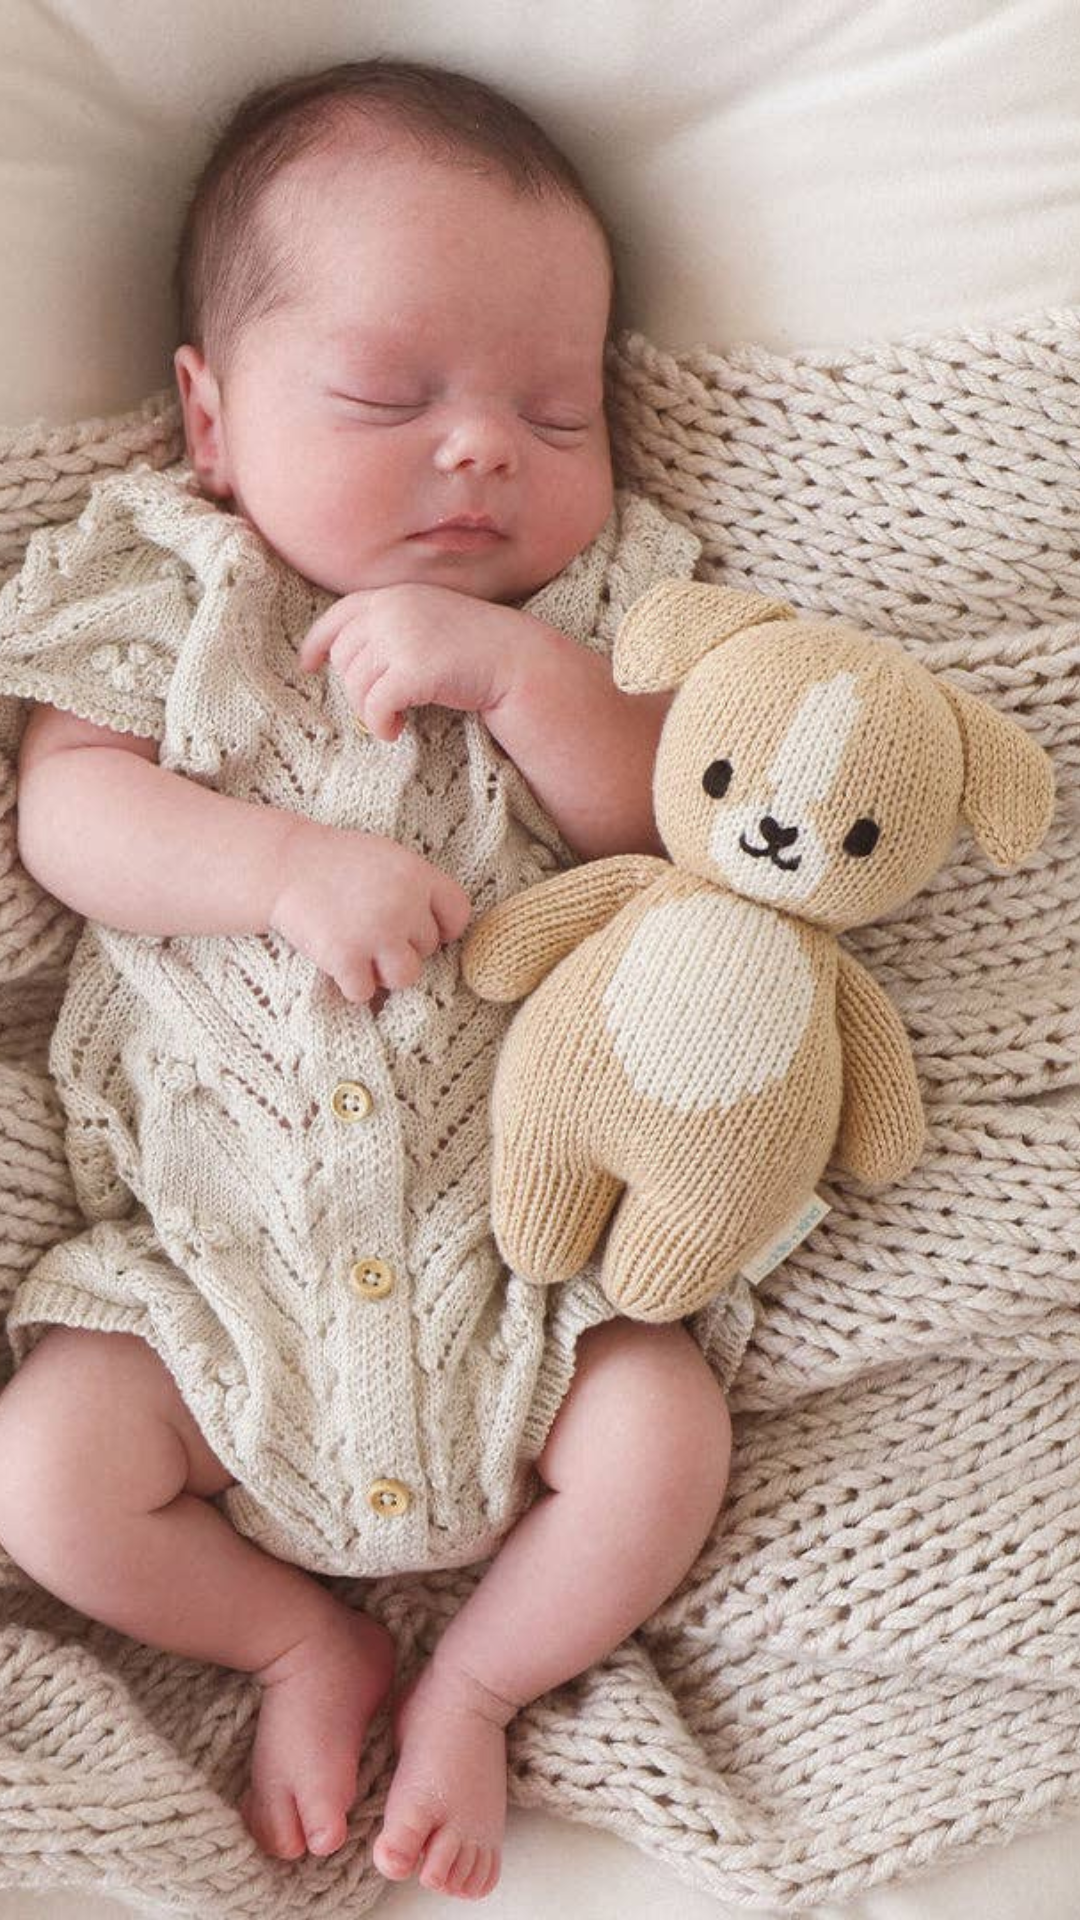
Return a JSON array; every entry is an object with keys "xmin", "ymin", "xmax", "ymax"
[{"xmin": 2, "ymin": 0, "xmax": 1080, "ymax": 422}]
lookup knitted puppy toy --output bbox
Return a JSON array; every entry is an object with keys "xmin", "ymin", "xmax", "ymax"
[{"xmin": 462, "ymin": 582, "xmax": 1055, "ymax": 1322}]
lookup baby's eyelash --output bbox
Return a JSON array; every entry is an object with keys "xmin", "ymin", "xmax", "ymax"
[
  {"xmin": 524, "ymin": 417, "xmax": 589, "ymax": 436},
  {"xmin": 330, "ymin": 393, "xmax": 424, "ymax": 416}
]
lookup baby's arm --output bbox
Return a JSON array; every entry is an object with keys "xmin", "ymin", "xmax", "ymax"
[
  {"xmin": 17, "ymin": 705, "xmax": 470, "ymax": 1001},
  {"xmin": 299, "ymin": 588, "xmax": 669, "ymax": 861},
  {"xmin": 485, "ymin": 617, "xmax": 669, "ymax": 861}
]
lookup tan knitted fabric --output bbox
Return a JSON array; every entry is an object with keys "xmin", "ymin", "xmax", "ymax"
[
  {"xmin": 0, "ymin": 307, "xmax": 1077, "ymax": 1913},
  {"xmin": 464, "ymin": 586, "xmax": 1055, "ymax": 1320}
]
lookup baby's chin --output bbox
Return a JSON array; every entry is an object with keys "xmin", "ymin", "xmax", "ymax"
[{"xmin": 308, "ymin": 544, "xmax": 567, "ymax": 605}]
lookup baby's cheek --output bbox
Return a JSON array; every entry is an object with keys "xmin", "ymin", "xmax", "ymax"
[
  {"xmin": 524, "ymin": 448, "xmax": 612, "ymax": 580},
  {"xmin": 271, "ymin": 475, "xmax": 386, "ymax": 596}
]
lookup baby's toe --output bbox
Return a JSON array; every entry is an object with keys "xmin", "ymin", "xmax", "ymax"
[
  {"xmin": 462, "ymin": 1846, "xmax": 500, "ymax": 1900},
  {"xmin": 299, "ymin": 1801, "xmax": 349, "ymax": 1857},
  {"xmin": 372, "ymin": 1818, "xmax": 430, "ymax": 1882},
  {"xmin": 417, "ymin": 1823, "xmax": 465, "ymax": 1892},
  {"xmin": 445, "ymin": 1836, "xmax": 481, "ymax": 1896},
  {"xmin": 242, "ymin": 1785, "xmax": 306, "ymax": 1860}
]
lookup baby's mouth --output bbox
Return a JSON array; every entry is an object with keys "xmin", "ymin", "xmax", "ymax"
[{"xmin": 408, "ymin": 515, "xmax": 507, "ymax": 551}]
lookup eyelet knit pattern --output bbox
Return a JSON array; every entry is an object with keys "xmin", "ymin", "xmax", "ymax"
[
  {"xmin": 0, "ymin": 308, "xmax": 1077, "ymax": 1911},
  {"xmin": 0, "ymin": 460, "xmax": 701, "ymax": 1580}
]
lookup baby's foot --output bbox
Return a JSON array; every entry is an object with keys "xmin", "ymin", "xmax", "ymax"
[
  {"xmin": 241, "ymin": 1603, "xmax": 395, "ymax": 1860},
  {"xmin": 372, "ymin": 1654, "xmax": 514, "ymax": 1899}
]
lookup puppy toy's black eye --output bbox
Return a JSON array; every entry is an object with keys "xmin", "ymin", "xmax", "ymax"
[
  {"xmin": 844, "ymin": 817, "xmax": 880, "ymax": 857},
  {"xmin": 702, "ymin": 759, "xmax": 732, "ymax": 799}
]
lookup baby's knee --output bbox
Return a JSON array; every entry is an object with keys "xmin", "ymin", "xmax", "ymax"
[
  {"xmin": 0, "ymin": 1353, "xmax": 79, "ymax": 1563},
  {"xmin": 0, "ymin": 1331, "xmax": 100, "ymax": 1526},
  {"xmin": 0, "ymin": 1328, "xmax": 174, "ymax": 1554}
]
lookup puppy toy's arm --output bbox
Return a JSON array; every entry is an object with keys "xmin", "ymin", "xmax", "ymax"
[
  {"xmin": 832, "ymin": 946, "xmax": 926, "ymax": 1183},
  {"xmin": 462, "ymin": 853, "xmax": 667, "ymax": 1003}
]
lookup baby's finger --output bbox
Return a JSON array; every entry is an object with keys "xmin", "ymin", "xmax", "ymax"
[
  {"xmin": 333, "ymin": 953, "xmax": 378, "ymax": 1004},
  {"xmin": 413, "ymin": 910, "xmax": 443, "ymax": 960},
  {"xmin": 373, "ymin": 942, "xmax": 424, "ymax": 991},
  {"xmin": 298, "ymin": 595, "xmax": 365, "ymax": 673},
  {"xmin": 325, "ymin": 623, "xmax": 372, "ymax": 681},
  {"xmin": 431, "ymin": 874, "xmax": 472, "ymax": 944},
  {"xmin": 357, "ymin": 666, "xmax": 407, "ymax": 742}
]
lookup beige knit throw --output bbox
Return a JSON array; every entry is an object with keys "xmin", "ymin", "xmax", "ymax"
[{"xmin": 0, "ymin": 312, "xmax": 1077, "ymax": 1914}]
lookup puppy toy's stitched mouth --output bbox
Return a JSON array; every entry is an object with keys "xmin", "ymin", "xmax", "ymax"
[{"xmin": 738, "ymin": 832, "xmax": 802, "ymax": 872}]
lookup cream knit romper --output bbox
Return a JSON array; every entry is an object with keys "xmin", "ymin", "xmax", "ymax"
[{"xmin": 0, "ymin": 466, "xmax": 700, "ymax": 1577}]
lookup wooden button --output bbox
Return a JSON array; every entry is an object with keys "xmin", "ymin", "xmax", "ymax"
[
  {"xmin": 353, "ymin": 713, "xmax": 371, "ymax": 738},
  {"xmin": 368, "ymin": 1478, "xmax": 411, "ymax": 1518},
  {"xmin": 330, "ymin": 1080, "xmax": 373, "ymax": 1122},
  {"xmin": 351, "ymin": 1257, "xmax": 395, "ymax": 1300}
]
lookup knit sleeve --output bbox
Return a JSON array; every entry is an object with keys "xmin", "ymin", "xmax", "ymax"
[{"xmin": 0, "ymin": 468, "xmax": 214, "ymax": 742}]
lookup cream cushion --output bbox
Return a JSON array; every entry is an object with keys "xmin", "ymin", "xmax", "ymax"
[{"xmin": 3, "ymin": 0, "xmax": 1080, "ymax": 424}]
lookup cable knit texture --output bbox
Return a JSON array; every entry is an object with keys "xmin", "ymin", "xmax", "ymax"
[{"xmin": 0, "ymin": 307, "xmax": 1076, "ymax": 1913}]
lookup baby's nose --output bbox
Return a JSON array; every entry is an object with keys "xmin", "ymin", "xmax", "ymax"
[{"xmin": 433, "ymin": 411, "xmax": 518, "ymax": 478}]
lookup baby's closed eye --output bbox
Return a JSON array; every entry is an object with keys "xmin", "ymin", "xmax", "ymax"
[
  {"xmin": 522, "ymin": 413, "xmax": 593, "ymax": 445},
  {"xmin": 329, "ymin": 393, "xmax": 426, "ymax": 423}
]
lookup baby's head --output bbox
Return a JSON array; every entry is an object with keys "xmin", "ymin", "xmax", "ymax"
[{"xmin": 174, "ymin": 60, "xmax": 615, "ymax": 601}]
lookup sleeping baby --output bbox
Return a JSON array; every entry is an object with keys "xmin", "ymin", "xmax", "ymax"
[{"xmin": 0, "ymin": 59, "xmax": 731, "ymax": 1902}]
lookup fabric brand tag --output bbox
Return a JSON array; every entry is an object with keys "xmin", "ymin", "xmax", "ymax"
[{"xmin": 738, "ymin": 1192, "xmax": 831, "ymax": 1285}]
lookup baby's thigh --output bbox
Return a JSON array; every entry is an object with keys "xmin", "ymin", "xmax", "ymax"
[
  {"xmin": 0, "ymin": 1326, "xmax": 232, "ymax": 1515},
  {"xmin": 538, "ymin": 1317, "xmax": 731, "ymax": 1507}
]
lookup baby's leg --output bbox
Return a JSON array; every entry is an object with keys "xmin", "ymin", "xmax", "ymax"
[
  {"xmin": 0, "ymin": 1327, "xmax": 394, "ymax": 1859},
  {"xmin": 374, "ymin": 1317, "xmax": 731, "ymax": 1900}
]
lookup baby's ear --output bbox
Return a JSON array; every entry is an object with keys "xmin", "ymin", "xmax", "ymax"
[
  {"xmin": 938, "ymin": 679, "xmax": 1055, "ymax": 867},
  {"xmin": 613, "ymin": 580, "xmax": 796, "ymax": 692}
]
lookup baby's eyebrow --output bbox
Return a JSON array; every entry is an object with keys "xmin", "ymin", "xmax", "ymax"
[
  {"xmin": 322, "ymin": 326, "xmax": 404, "ymax": 367},
  {"xmin": 320, "ymin": 324, "xmax": 605, "ymax": 404}
]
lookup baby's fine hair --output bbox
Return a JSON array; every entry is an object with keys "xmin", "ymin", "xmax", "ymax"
[{"xmin": 175, "ymin": 57, "xmax": 615, "ymax": 375}]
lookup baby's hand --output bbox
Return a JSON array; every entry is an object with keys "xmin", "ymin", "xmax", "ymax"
[
  {"xmin": 298, "ymin": 584, "xmax": 535, "ymax": 741},
  {"xmin": 269, "ymin": 820, "xmax": 471, "ymax": 1003}
]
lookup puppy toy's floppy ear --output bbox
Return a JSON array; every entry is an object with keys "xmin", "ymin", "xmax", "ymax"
[
  {"xmin": 938, "ymin": 679, "xmax": 1055, "ymax": 868},
  {"xmin": 614, "ymin": 580, "xmax": 796, "ymax": 693}
]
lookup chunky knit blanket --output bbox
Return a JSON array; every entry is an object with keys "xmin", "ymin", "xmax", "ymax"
[{"xmin": 0, "ymin": 312, "xmax": 1078, "ymax": 1914}]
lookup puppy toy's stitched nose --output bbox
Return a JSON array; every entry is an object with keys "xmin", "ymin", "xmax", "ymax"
[{"xmin": 760, "ymin": 815, "xmax": 799, "ymax": 849}]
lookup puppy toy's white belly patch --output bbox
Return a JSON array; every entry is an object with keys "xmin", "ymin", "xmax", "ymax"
[{"xmin": 601, "ymin": 894, "xmax": 815, "ymax": 1114}]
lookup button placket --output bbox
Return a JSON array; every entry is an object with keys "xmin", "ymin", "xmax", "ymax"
[
  {"xmin": 306, "ymin": 722, "xmax": 428, "ymax": 1564},
  {"xmin": 309, "ymin": 1016, "xmax": 426, "ymax": 1562}
]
